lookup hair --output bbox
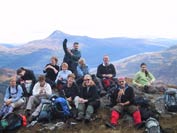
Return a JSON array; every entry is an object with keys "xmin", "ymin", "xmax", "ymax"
[
  {"xmin": 38, "ymin": 75, "xmax": 45, "ymax": 82},
  {"xmin": 140, "ymin": 62, "xmax": 147, "ymax": 67},
  {"xmin": 16, "ymin": 67, "xmax": 25, "ymax": 75},
  {"xmin": 82, "ymin": 74, "xmax": 95, "ymax": 87},
  {"xmin": 67, "ymin": 73, "xmax": 76, "ymax": 79},
  {"xmin": 140, "ymin": 63, "xmax": 149, "ymax": 77},
  {"xmin": 61, "ymin": 62, "xmax": 68, "ymax": 68},
  {"xmin": 51, "ymin": 56, "xmax": 58, "ymax": 63},
  {"xmin": 10, "ymin": 77, "xmax": 16, "ymax": 82},
  {"xmin": 74, "ymin": 42, "xmax": 79, "ymax": 45},
  {"xmin": 78, "ymin": 58, "xmax": 86, "ymax": 66}
]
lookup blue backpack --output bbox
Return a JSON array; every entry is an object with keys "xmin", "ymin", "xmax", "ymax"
[
  {"xmin": 54, "ymin": 97, "xmax": 70, "ymax": 116},
  {"xmin": 37, "ymin": 97, "xmax": 70, "ymax": 123}
]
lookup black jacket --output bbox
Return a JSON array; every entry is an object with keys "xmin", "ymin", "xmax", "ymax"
[
  {"xmin": 21, "ymin": 69, "xmax": 36, "ymax": 84},
  {"xmin": 96, "ymin": 63, "xmax": 116, "ymax": 79},
  {"xmin": 79, "ymin": 85, "xmax": 99, "ymax": 103},
  {"xmin": 44, "ymin": 63, "xmax": 60, "ymax": 81},
  {"xmin": 112, "ymin": 85, "xmax": 135, "ymax": 106},
  {"xmin": 59, "ymin": 82, "xmax": 79, "ymax": 100}
]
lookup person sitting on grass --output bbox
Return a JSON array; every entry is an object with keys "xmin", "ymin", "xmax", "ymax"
[{"xmin": 105, "ymin": 77, "xmax": 142, "ymax": 129}]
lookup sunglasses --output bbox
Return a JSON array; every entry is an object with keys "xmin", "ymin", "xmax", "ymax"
[
  {"xmin": 84, "ymin": 79, "xmax": 90, "ymax": 81},
  {"xmin": 118, "ymin": 81, "xmax": 125, "ymax": 83}
]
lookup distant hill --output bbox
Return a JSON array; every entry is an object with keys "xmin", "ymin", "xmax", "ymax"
[
  {"xmin": 113, "ymin": 44, "xmax": 177, "ymax": 85},
  {"xmin": 0, "ymin": 30, "xmax": 177, "ymax": 73}
]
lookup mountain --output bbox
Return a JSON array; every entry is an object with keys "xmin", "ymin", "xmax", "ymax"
[
  {"xmin": 0, "ymin": 30, "xmax": 177, "ymax": 73},
  {"xmin": 113, "ymin": 44, "xmax": 177, "ymax": 85}
]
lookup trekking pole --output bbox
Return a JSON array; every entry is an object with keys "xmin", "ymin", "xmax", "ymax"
[{"xmin": 62, "ymin": 90, "xmax": 72, "ymax": 110}]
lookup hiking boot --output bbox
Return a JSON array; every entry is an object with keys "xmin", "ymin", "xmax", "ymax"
[
  {"xmin": 24, "ymin": 109, "xmax": 31, "ymax": 117},
  {"xmin": 135, "ymin": 122, "xmax": 144, "ymax": 129},
  {"xmin": 28, "ymin": 115, "xmax": 36, "ymax": 123},
  {"xmin": 84, "ymin": 118, "xmax": 90, "ymax": 123},
  {"xmin": 105, "ymin": 121, "xmax": 116, "ymax": 129}
]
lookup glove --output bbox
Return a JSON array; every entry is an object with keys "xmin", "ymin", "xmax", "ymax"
[{"xmin": 63, "ymin": 38, "xmax": 67, "ymax": 45}]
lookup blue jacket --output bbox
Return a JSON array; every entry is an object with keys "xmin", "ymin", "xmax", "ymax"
[
  {"xmin": 4, "ymin": 85, "xmax": 23, "ymax": 103},
  {"xmin": 77, "ymin": 64, "xmax": 89, "ymax": 77}
]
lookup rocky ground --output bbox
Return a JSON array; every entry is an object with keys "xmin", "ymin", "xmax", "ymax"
[
  {"xmin": 16, "ymin": 91, "xmax": 177, "ymax": 133},
  {"xmin": 16, "ymin": 108, "xmax": 177, "ymax": 133}
]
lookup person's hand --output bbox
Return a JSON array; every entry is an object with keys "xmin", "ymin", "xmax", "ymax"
[
  {"xmin": 83, "ymin": 99, "xmax": 88, "ymax": 103},
  {"xmin": 5, "ymin": 99, "xmax": 12, "ymax": 105},
  {"xmin": 39, "ymin": 89, "xmax": 46, "ymax": 95},
  {"xmin": 67, "ymin": 97, "xmax": 72, "ymax": 102},
  {"xmin": 20, "ymin": 80, "xmax": 25, "ymax": 84},
  {"xmin": 118, "ymin": 89, "xmax": 124, "ymax": 96},
  {"xmin": 102, "ymin": 74, "xmax": 106, "ymax": 77},
  {"xmin": 63, "ymin": 39, "xmax": 67, "ymax": 45},
  {"xmin": 119, "ymin": 103, "xmax": 125, "ymax": 106},
  {"xmin": 107, "ymin": 74, "xmax": 113, "ymax": 78},
  {"xmin": 46, "ymin": 65, "xmax": 52, "ymax": 69},
  {"xmin": 78, "ymin": 98, "xmax": 85, "ymax": 103},
  {"xmin": 137, "ymin": 84, "xmax": 143, "ymax": 88},
  {"xmin": 67, "ymin": 48, "xmax": 73, "ymax": 56}
]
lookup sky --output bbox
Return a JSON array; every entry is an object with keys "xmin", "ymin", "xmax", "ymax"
[{"xmin": 0, "ymin": 0, "xmax": 177, "ymax": 44}]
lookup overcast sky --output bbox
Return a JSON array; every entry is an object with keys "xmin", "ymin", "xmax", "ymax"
[{"xmin": 0, "ymin": 0, "xmax": 177, "ymax": 44}]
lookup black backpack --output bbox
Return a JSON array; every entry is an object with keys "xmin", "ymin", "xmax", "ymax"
[
  {"xmin": 164, "ymin": 88, "xmax": 177, "ymax": 112},
  {"xmin": 0, "ymin": 112, "xmax": 26, "ymax": 131},
  {"xmin": 134, "ymin": 96, "xmax": 154, "ymax": 121}
]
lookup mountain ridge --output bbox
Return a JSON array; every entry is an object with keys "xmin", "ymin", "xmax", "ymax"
[{"xmin": 0, "ymin": 30, "xmax": 177, "ymax": 73}]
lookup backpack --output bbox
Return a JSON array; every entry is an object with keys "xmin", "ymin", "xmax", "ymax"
[
  {"xmin": 54, "ymin": 97, "xmax": 70, "ymax": 116},
  {"xmin": 0, "ymin": 112, "xmax": 27, "ymax": 131},
  {"xmin": 164, "ymin": 88, "xmax": 177, "ymax": 112},
  {"xmin": 102, "ymin": 78, "xmax": 111, "ymax": 89},
  {"xmin": 134, "ymin": 96, "xmax": 150, "ymax": 108},
  {"xmin": 145, "ymin": 117, "xmax": 161, "ymax": 133},
  {"xmin": 134, "ymin": 96, "xmax": 154, "ymax": 121},
  {"xmin": 37, "ymin": 97, "xmax": 70, "ymax": 123},
  {"xmin": 37, "ymin": 100, "xmax": 53, "ymax": 123}
]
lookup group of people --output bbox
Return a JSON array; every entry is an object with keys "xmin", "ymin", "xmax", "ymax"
[{"xmin": 0, "ymin": 38, "xmax": 160, "ymax": 129}]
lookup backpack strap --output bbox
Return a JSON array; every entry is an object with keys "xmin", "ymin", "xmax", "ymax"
[{"xmin": 8, "ymin": 85, "xmax": 18, "ymax": 96}]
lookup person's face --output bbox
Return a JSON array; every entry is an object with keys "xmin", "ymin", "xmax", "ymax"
[
  {"xmin": 84, "ymin": 77, "xmax": 91, "ymax": 86},
  {"xmin": 62, "ymin": 65, "xmax": 68, "ymax": 71},
  {"xmin": 73, "ymin": 44, "xmax": 79, "ymax": 50},
  {"xmin": 18, "ymin": 70, "xmax": 25, "ymax": 77},
  {"xmin": 79, "ymin": 60, "xmax": 84, "ymax": 65},
  {"xmin": 141, "ymin": 65, "xmax": 147, "ymax": 72},
  {"xmin": 67, "ymin": 77, "xmax": 74, "ymax": 85},
  {"xmin": 103, "ymin": 56, "xmax": 109, "ymax": 64},
  {"xmin": 39, "ymin": 80, "xmax": 45, "ymax": 87},
  {"xmin": 51, "ymin": 58, "xmax": 56, "ymax": 65},
  {"xmin": 10, "ymin": 79, "xmax": 16, "ymax": 87},
  {"xmin": 118, "ymin": 79, "xmax": 126, "ymax": 88}
]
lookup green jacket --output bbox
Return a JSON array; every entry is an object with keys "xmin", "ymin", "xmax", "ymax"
[{"xmin": 133, "ymin": 71, "xmax": 155, "ymax": 86}]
